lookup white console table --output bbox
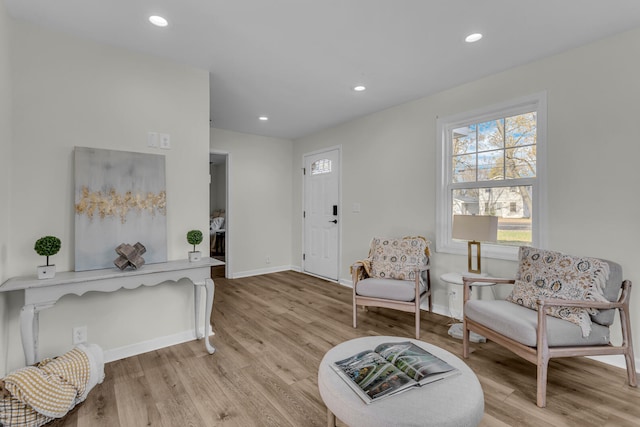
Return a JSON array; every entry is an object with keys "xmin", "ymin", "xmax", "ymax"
[{"xmin": 0, "ymin": 257, "xmax": 224, "ymax": 365}]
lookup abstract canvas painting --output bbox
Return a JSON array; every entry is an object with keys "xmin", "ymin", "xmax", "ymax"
[{"xmin": 74, "ymin": 147, "xmax": 167, "ymax": 271}]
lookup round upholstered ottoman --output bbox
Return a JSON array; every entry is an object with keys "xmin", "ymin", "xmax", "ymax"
[{"xmin": 318, "ymin": 336, "xmax": 484, "ymax": 427}]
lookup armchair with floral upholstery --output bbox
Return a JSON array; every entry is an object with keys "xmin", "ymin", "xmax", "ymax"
[
  {"xmin": 351, "ymin": 236, "xmax": 432, "ymax": 339},
  {"xmin": 462, "ymin": 246, "xmax": 637, "ymax": 407}
]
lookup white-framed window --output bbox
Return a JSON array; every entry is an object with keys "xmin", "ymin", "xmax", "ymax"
[{"xmin": 436, "ymin": 92, "xmax": 547, "ymax": 261}]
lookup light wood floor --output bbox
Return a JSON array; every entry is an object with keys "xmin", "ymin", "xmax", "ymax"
[{"xmin": 49, "ymin": 269, "xmax": 640, "ymax": 426}]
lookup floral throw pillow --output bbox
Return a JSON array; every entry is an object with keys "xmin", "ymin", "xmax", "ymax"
[
  {"xmin": 369, "ymin": 237, "xmax": 430, "ymax": 281},
  {"xmin": 506, "ymin": 246, "xmax": 610, "ymax": 337}
]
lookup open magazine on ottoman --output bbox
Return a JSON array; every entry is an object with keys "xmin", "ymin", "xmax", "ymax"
[{"xmin": 331, "ymin": 341, "xmax": 459, "ymax": 404}]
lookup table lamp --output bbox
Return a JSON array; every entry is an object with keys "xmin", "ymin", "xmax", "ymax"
[{"xmin": 452, "ymin": 214, "xmax": 498, "ymax": 274}]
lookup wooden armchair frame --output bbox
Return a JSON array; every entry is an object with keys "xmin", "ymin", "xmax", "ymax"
[
  {"xmin": 352, "ymin": 263, "xmax": 432, "ymax": 339},
  {"xmin": 462, "ymin": 276, "xmax": 637, "ymax": 407}
]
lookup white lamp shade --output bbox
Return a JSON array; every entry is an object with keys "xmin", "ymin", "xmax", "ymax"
[{"xmin": 452, "ymin": 215, "xmax": 498, "ymax": 243}]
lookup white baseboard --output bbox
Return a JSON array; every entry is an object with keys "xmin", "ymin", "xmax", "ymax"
[
  {"xmin": 338, "ymin": 278, "xmax": 352, "ymax": 287},
  {"xmin": 103, "ymin": 328, "xmax": 212, "ymax": 363},
  {"xmin": 228, "ymin": 265, "xmax": 293, "ymax": 279},
  {"xmin": 429, "ymin": 303, "xmax": 452, "ymax": 318},
  {"xmin": 587, "ymin": 355, "xmax": 640, "ymax": 374}
]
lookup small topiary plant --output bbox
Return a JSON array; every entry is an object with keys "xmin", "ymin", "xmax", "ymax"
[
  {"xmin": 34, "ymin": 236, "xmax": 62, "ymax": 266},
  {"xmin": 186, "ymin": 230, "xmax": 203, "ymax": 252}
]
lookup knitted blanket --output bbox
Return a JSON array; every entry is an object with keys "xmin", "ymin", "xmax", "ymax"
[{"xmin": 0, "ymin": 343, "xmax": 104, "ymax": 427}]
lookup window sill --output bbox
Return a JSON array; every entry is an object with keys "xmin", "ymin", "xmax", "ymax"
[{"xmin": 436, "ymin": 241, "xmax": 519, "ymax": 262}]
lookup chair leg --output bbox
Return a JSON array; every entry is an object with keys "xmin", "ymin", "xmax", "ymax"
[
  {"xmin": 620, "ymin": 304, "xmax": 638, "ymax": 387},
  {"xmin": 353, "ymin": 300, "xmax": 357, "ymax": 329},
  {"xmin": 536, "ymin": 358, "xmax": 549, "ymax": 408},
  {"xmin": 426, "ymin": 270, "xmax": 433, "ymax": 312},
  {"xmin": 462, "ymin": 320, "xmax": 470, "ymax": 358},
  {"xmin": 415, "ymin": 307, "xmax": 420, "ymax": 339},
  {"xmin": 624, "ymin": 351, "xmax": 637, "ymax": 387},
  {"xmin": 327, "ymin": 408, "xmax": 336, "ymax": 427}
]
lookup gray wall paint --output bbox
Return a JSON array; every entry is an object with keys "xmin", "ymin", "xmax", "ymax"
[
  {"xmin": 4, "ymin": 19, "xmax": 209, "ymax": 372},
  {"xmin": 0, "ymin": 0, "xmax": 13, "ymax": 376},
  {"xmin": 292, "ymin": 27, "xmax": 640, "ymax": 360}
]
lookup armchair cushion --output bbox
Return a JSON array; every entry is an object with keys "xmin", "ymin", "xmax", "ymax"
[
  {"xmin": 506, "ymin": 246, "xmax": 609, "ymax": 337},
  {"xmin": 465, "ymin": 300, "xmax": 610, "ymax": 347},
  {"xmin": 355, "ymin": 277, "xmax": 426, "ymax": 302},
  {"xmin": 369, "ymin": 237, "xmax": 430, "ymax": 281}
]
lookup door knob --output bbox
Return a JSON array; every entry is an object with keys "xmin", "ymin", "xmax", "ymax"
[{"xmin": 328, "ymin": 219, "xmax": 338, "ymax": 224}]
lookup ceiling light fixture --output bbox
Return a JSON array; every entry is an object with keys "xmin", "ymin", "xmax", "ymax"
[
  {"xmin": 353, "ymin": 85, "xmax": 366, "ymax": 92},
  {"xmin": 465, "ymin": 33, "xmax": 483, "ymax": 43},
  {"xmin": 259, "ymin": 116, "xmax": 269, "ymax": 121},
  {"xmin": 149, "ymin": 15, "xmax": 168, "ymax": 27}
]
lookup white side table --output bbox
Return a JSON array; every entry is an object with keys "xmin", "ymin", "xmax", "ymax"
[
  {"xmin": 440, "ymin": 272, "xmax": 497, "ymax": 343},
  {"xmin": 440, "ymin": 272, "xmax": 497, "ymax": 299}
]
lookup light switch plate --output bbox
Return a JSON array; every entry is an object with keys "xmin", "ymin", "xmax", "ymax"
[
  {"xmin": 147, "ymin": 132, "xmax": 159, "ymax": 148},
  {"xmin": 160, "ymin": 133, "xmax": 171, "ymax": 149}
]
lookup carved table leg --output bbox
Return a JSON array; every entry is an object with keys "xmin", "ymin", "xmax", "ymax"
[
  {"xmin": 194, "ymin": 278, "xmax": 216, "ymax": 354},
  {"xmin": 203, "ymin": 278, "xmax": 216, "ymax": 354},
  {"xmin": 20, "ymin": 304, "xmax": 37, "ymax": 365},
  {"xmin": 194, "ymin": 280, "xmax": 203, "ymax": 339},
  {"xmin": 20, "ymin": 303, "xmax": 54, "ymax": 365}
]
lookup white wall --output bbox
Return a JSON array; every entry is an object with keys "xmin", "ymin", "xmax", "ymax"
[
  {"xmin": 293, "ymin": 28, "xmax": 640, "ymax": 362},
  {"xmin": 0, "ymin": 0, "xmax": 13, "ymax": 376},
  {"xmin": 4, "ymin": 19, "xmax": 210, "ymax": 372},
  {"xmin": 210, "ymin": 128, "xmax": 293, "ymax": 277}
]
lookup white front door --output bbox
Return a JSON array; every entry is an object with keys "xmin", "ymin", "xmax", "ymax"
[{"xmin": 303, "ymin": 148, "xmax": 340, "ymax": 281}]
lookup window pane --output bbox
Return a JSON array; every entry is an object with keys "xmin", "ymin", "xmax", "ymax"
[
  {"xmin": 453, "ymin": 185, "xmax": 532, "ymax": 246},
  {"xmin": 311, "ymin": 159, "xmax": 332, "ymax": 175},
  {"xmin": 452, "ymin": 154, "xmax": 476, "ymax": 183},
  {"xmin": 505, "ymin": 112, "xmax": 536, "ymax": 147},
  {"xmin": 452, "ymin": 188, "xmax": 480, "ymax": 215},
  {"xmin": 452, "ymin": 125, "xmax": 476, "ymax": 155},
  {"xmin": 477, "ymin": 150, "xmax": 503, "ymax": 181},
  {"xmin": 505, "ymin": 146, "xmax": 536, "ymax": 178},
  {"xmin": 477, "ymin": 119, "xmax": 503, "ymax": 152}
]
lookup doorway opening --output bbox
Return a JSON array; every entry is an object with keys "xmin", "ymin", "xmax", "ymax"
[{"xmin": 209, "ymin": 152, "xmax": 228, "ymax": 278}]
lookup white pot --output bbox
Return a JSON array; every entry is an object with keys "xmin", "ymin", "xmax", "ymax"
[
  {"xmin": 188, "ymin": 251, "xmax": 201, "ymax": 262},
  {"xmin": 37, "ymin": 265, "xmax": 56, "ymax": 279}
]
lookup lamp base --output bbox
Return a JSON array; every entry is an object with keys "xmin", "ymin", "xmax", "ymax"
[{"xmin": 467, "ymin": 241, "xmax": 482, "ymax": 274}]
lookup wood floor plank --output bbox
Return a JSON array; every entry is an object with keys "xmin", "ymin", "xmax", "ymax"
[
  {"xmin": 114, "ymin": 375, "xmax": 163, "ymax": 426},
  {"xmin": 44, "ymin": 270, "xmax": 639, "ymax": 426},
  {"xmin": 74, "ymin": 377, "xmax": 120, "ymax": 427}
]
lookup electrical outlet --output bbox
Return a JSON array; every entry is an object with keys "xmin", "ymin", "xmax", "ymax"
[
  {"xmin": 73, "ymin": 326, "xmax": 87, "ymax": 345},
  {"xmin": 265, "ymin": 256, "xmax": 271, "ymax": 264},
  {"xmin": 449, "ymin": 290, "xmax": 459, "ymax": 300}
]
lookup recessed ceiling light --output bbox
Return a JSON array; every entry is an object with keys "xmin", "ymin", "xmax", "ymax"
[
  {"xmin": 149, "ymin": 15, "xmax": 168, "ymax": 27},
  {"xmin": 259, "ymin": 116, "xmax": 269, "ymax": 121},
  {"xmin": 353, "ymin": 85, "xmax": 366, "ymax": 92},
  {"xmin": 465, "ymin": 33, "xmax": 483, "ymax": 43}
]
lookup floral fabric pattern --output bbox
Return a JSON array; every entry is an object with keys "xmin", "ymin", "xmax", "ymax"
[
  {"xmin": 506, "ymin": 246, "xmax": 610, "ymax": 337},
  {"xmin": 369, "ymin": 237, "xmax": 430, "ymax": 281}
]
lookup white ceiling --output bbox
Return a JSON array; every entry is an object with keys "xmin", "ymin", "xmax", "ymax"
[{"xmin": 6, "ymin": 1, "xmax": 640, "ymax": 139}]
